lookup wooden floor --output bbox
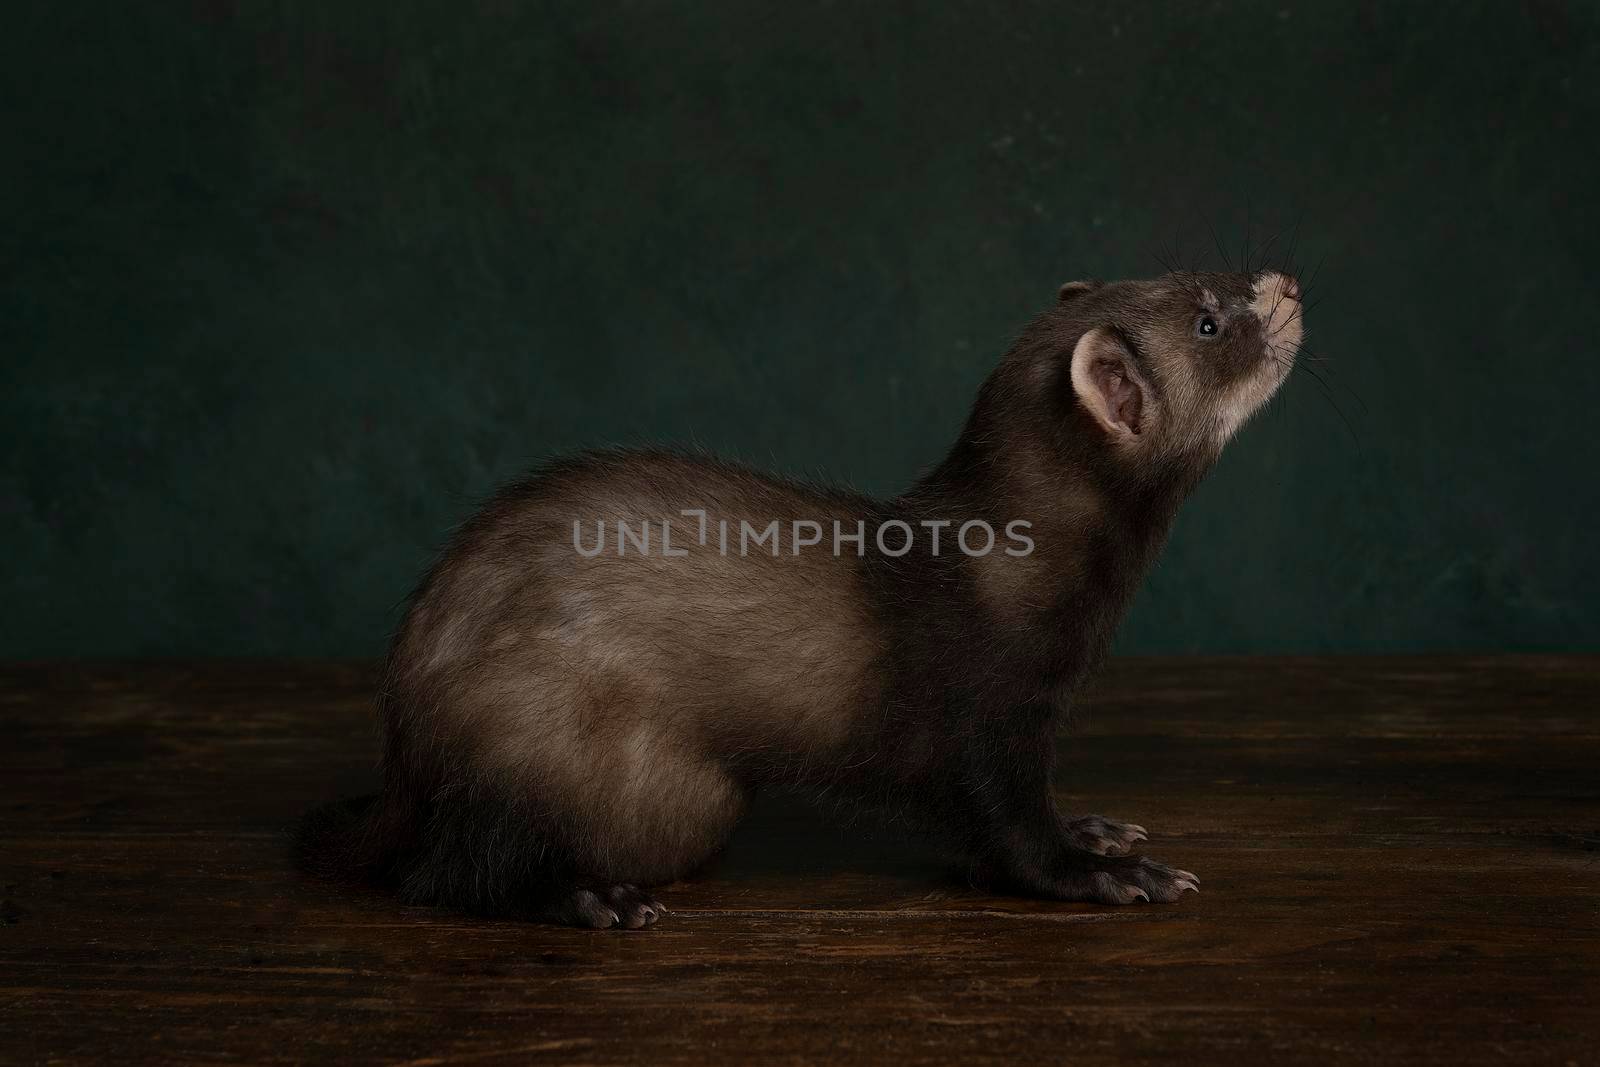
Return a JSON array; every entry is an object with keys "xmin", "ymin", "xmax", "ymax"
[{"xmin": 2, "ymin": 659, "xmax": 1598, "ymax": 1065}]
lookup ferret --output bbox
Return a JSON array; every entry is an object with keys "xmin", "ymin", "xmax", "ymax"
[{"xmin": 298, "ymin": 269, "xmax": 1305, "ymax": 928}]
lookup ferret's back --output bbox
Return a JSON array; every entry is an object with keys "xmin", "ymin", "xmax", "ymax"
[{"xmin": 386, "ymin": 449, "xmax": 890, "ymax": 777}]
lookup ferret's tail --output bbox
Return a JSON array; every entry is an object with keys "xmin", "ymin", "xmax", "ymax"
[
  {"xmin": 296, "ymin": 783, "xmax": 579, "ymax": 916},
  {"xmin": 293, "ymin": 793, "xmax": 411, "ymax": 886}
]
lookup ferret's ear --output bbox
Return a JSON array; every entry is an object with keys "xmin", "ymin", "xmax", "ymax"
[
  {"xmin": 1058, "ymin": 279, "xmax": 1101, "ymax": 304},
  {"xmin": 1070, "ymin": 327, "xmax": 1152, "ymax": 441}
]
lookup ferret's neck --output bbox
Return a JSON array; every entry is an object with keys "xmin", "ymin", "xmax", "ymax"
[
  {"xmin": 910, "ymin": 402, "xmax": 1209, "ymax": 534},
  {"xmin": 902, "ymin": 413, "xmax": 1212, "ymax": 686}
]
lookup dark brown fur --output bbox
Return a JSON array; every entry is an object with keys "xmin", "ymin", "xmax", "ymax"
[{"xmin": 298, "ymin": 270, "xmax": 1304, "ymax": 926}]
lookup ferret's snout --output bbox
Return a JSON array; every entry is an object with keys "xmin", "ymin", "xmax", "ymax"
[
  {"xmin": 1250, "ymin": 271, "xmax": 1306, "ymax": 350},
  {"xmin": 1254, "ymin": 270, "xmax": 1300, "ymax": 303}
]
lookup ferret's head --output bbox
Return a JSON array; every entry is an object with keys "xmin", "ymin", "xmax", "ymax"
[{"xmin": 1049, "ymin": 270, "xmax": 1304, "ymax": 457}]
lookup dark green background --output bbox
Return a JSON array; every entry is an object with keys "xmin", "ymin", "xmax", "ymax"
[{"xmin": 4, "ymin": 2, "xmax": 1596, "ymax": 657}]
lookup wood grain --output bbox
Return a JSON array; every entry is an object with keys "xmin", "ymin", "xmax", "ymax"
[{"xmin": 2, "ymin": 658, "xmax": 1597, "ymax": 1065}]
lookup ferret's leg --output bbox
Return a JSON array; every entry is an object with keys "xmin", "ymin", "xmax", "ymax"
[
  {"xmin": 994, "ymin": 817, "xmax": 1198, "ymax": 904},
  {"xmin": 531, "ymin": 742, "xmax": 749, "ymax": 929},
  {"xmin": 962, "ymin": 747, "xmax": 1198, "ymax": 905},
  {"xmin": 389, "ymin": 747, "xmax": 743, "ymax": 928}
]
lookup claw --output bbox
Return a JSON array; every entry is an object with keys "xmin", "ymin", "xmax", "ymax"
[{"xmin": 1175, "ymin": 880, "xmax": 1199, "ymax": 894}]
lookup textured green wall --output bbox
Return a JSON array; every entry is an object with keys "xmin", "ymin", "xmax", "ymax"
[{"xmin": 4, "ymin": 2, "xmax": 1597, "ymax": 657}]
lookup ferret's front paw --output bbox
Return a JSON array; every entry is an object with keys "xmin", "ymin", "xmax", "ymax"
[
  {"xmin": 1075, "ymin": 858, "xmax": 1199, "ymax": 905},
  {"xmin": 1064, "ymin": 813, "xmax": 1148, "ymax": 856}
]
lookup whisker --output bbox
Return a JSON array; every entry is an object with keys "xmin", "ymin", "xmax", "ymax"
[
  {"xmin": 1292, "ymin": 344, "xmax": 1367, "ymax": 416},
  {"xmin": 1290, "ymin": 356, "xmax": 1364, "ymax": 450},
  {"xmin": 1282, "ymin": 207, "xmax": 1306, "ymax": 278},
  {"xmin": 1206, "ymin": 216, "xmax": 1233, "ymax": 272},
  {"xmin": 1241, "ymin": 194, "xmax": 1252, "ymax": 277},
  {"xmin": 1252, "ymin": 228, "xmax": 1286, "ymax": 275}
]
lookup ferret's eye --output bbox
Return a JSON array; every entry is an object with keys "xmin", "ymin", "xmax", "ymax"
[{"xmin": 1196, "ymin": 315, "xmax": 1219, "ymax": 338}]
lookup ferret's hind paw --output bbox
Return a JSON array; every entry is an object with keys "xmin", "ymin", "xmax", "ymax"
[
  {"xmin": 1064, "ymin": 814, "xmax": 1149, "ymax": 856},
  {"xmin": 553, "ymin": 884, "xmax": 667, "ymax": 929}
]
